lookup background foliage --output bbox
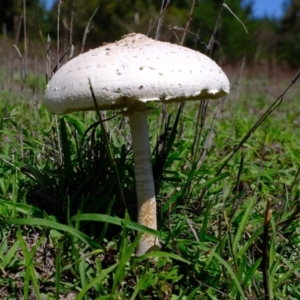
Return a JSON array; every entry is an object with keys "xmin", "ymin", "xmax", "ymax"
[{"xmin": 1, "ymin": 0, "xmax": 300, "ymax": 67}]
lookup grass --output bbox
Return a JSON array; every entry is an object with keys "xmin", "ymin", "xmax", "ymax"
[{"xmin": 1, "ymin": 35, "xmax": 300, "ymax": 299}]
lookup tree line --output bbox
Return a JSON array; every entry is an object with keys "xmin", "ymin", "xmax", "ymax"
[{"xmin": 1, "ymin": 0, "xmax": 299, "ymax": 68}]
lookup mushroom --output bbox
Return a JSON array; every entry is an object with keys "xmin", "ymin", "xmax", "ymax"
[{"xmin": 44, "ymin": 33, "xmax": 230, "ymax": 256}]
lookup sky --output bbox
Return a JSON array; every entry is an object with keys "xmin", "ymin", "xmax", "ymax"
[
  {"xmin": 250, "ymin": 0, "xmax": 287, "ymax": 18},
  {"xmin": 43, "ymin": 0, "xmax": 287, "ymax": 19}
]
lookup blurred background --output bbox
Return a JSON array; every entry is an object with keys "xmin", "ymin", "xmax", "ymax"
[{"xmin": 1, "ymin": 0, "xmax": 299, "ymax": 73}]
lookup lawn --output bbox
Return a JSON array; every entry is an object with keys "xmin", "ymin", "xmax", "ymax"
[{"xmin": 0, "ymin": 35, "xmax": 300, "ymax": 299}]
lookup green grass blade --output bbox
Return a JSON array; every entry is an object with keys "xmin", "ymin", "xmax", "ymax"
[
  {"xmin": 111, "ymin": 234, "xmax": 140, "ymax": 294},
  {"xmin": 130, "ymin": 269, "xmax": 147, "ymax": 300},
  {"xmin": 79, "ymin": 259, "xmax": 89, "ymax": 300},
  {"xmin": 199, "ymin": 206, "xmax": 209, "ymax": 242},
  {"xmin": 24, "ymin": 164, "xmax": 50, "ymax": 193},
  {"xmin": 71, "ymin": 213, "xmax": 167, "ymax": 239},
  {"xmin": 98, "ymin": 195, "xmax": 115, "ymax": 244},
  {"xmin": 179, "ymin": 240, "xmax": 247, "ymax": 299},
  {"xmin": 237, "ymin": 226, "xmax": 264, "ymax": 259},
  {"xmin": 59, "ymin": 117, "xmax": 72, "ymax": 177},
  {"xmin": 243, "ymin": 258, "xmax": 262, "ymax": 287},
  {"xmin": 3, "ymin": 218, "xmax": 100, "ymax": 249},
  {"xmin": 76, "ymin": 263, "xmax": 119, "ymax": 300},
  {"xmin": 211, "ymin": 252, "xmax": 246, "ymax": 299},
  {"xmin": 233, "ymin": 198, "xmax": 255, "ymax": 254},
  {"xmin": 17, "ymin": 228, "xmax": 41, "ymax": 300},
  {"xmin": 0, "ymin": 240, "xmax": 20, "ymax": 269},
  {"xmin": 0, "ymin": 198, "xmax": 42, "ymax": 216},
  {"xmin": 134, "ymin": 251, "xmax": 190, "ymax": 265},
  {"xmin": 55, "ymin": 246, "xmax": 61, "ymax": 300}
]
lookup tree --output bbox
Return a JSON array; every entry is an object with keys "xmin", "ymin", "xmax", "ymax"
[
  {"xmin": 0, "ymin": 0, "xmax": 48, "ymax": 39},
  {"xmin": 282, "ymin": 0, "xmax": 300, "ymax": 28},
  {"xmin": 185, "ymin": 0, "xmax": 258, "ymax": 63},
  {"xmin": 1, "ymin": 0, "xmax": 22, "ymax": 35},
  {"xmin": 43, "ymin": 0, "xmax": 298, "ymax": 66},
  {"xmin": 45, "ymin": 0, "xmax": 162, "ymax": 52},
  {"xmin": 278, "ymin": 0, "xmax": 300, "ymax": 65}
]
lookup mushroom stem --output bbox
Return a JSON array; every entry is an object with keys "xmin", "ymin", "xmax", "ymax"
[{"xmin": 128, "ymin": 111, "xmax": 159, "ymax": 256}]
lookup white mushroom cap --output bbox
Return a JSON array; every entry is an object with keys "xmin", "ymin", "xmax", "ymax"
[{"xmin": 45, "ymin": 33, "xmax": 229, "ymax": 114}]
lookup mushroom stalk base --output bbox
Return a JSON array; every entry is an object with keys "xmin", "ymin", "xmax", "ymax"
[{"xmin": 128, "ymin": 111, "xmax": 159, "ymax": 256}]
